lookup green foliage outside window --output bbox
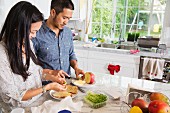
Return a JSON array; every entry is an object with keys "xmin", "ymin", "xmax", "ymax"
[{"xmin": 91, "ymin": 0, "xmax": 166, "ymax": 39}]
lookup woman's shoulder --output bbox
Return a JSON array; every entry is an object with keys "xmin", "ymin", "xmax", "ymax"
[
  {"xmin": 0, "ymin": 41, "xmax": 7, "ymax": 53},
  {"xmin": 0, "ymin": 41, "xmax": 9, "ymax": 60}
]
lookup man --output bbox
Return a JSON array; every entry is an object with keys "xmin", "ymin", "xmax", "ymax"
[{"xmin": 32, "ymin": 0, "xmax": 84, "ymax": 78}]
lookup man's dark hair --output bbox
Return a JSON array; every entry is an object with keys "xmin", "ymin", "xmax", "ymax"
[
  {"xmin": 51, "ymin": 0, "xmax": 74, "ymax": 15},
  {"xmin": 0, "ymin": 1, "xmax": 44, "ymax": 81}
]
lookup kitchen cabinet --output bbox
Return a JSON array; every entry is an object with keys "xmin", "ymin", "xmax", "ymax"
[
  {"xmin": 34, "ymin": 0, "xmax": 51, "ymax": 19},
  {"xmin": 87, "ymin": 51, "xmax": 140, "ymax": 78},
  {"xmin": 71, "ymin": 49, "xmax": 88, "ymax": 76},
  {"xmin": 71, "ymin": 0, "xmax": 86, "ymax": 20},
  {"xmin": 74, "ymin": 49, "xmax": 88, "ymax": 71},
  {"xmin": 74, "ymin": 48, "xmax": 140, "ymax": 78}
]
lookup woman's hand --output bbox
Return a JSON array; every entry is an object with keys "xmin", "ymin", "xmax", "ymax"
[{"xmin": 46, "ymin": 82, "xmax": 66, "ymax": 91}]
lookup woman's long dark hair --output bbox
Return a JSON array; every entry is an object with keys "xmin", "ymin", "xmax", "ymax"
[{"xmin": 0, "ymin": 1, "xmax": 44, "ymax": 81}]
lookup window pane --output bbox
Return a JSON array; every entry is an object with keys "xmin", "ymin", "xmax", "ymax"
[
  {"xmin": 92, "ymin": 23, "xmax": 101, "ymax": 37},
  {"xmin": 102, "ymin": 24, "xmax": 112, "ymax": 37},
  {"xmin": 92, "ymin": 8, "xmax": 101, "ymax": 22},
  {"xmin": 102, "ymin": 8, "xmax": 113, "ymax": 23}
]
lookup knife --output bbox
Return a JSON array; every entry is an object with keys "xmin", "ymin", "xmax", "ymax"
[{"xmin": 70, "ymin": 82, "xmax": 86, "ymax": 93}]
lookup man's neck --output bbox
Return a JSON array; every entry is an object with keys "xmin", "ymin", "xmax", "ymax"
[{"xmin": 46, "ymin": 19, "xmax": 60, "ymax": 37}]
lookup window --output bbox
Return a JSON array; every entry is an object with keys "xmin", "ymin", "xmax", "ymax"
[
  {"xmin": 91, "ymin": 0, "xmax": 166, "ymax": 40},
  {"xmin": 91, "ymin": 0, "xmax": 114, "ymax": 38}
]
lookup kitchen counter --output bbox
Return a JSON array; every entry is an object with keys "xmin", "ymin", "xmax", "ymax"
[
  {"xmin": 73, "ymin": 41, "xmax": 170, "ymax": 59},
  {"xmin": 24, "ymin": 72, "xmax": 170, "ymax": 113},
  {"xmin": 73, "ymin": 41, "xmax": 170, "ymax": 79}
]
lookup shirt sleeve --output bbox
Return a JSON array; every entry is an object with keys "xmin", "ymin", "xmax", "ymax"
[{"xmin": 69, "ymin": 31, "xmax": 77, "ymax": 61}]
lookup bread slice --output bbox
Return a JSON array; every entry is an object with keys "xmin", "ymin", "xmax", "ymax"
[
  {"xmin": 53, "ymin": 91, "xmax": 72, "ymax": 98},
  {"xmin": 66, "ymin": 85, "xmax": 78, "ymax": 94}
]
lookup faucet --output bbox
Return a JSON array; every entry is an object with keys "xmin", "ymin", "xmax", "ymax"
[{"xmin": 118, "ymin": 29, "xmax": 125, "ymax": 44}]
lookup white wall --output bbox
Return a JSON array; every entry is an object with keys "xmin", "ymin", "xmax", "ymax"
[
  {"xmin": 0, "ymin": 0, "xmax": 87, "ymax": 39},
  {"xmin": 161, "ymin": 0, "xmax": 170, "ymax": 48}
]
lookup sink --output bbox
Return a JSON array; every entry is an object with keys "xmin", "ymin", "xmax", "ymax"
[
  {"xmin": 96, "ymin": 43, "xmax": 119, "ymax": 49},
  {"xmin": 118, "ymin": 45, "xmax": 137, "ymax": 50},
  {"xmin": 96, "ymin": 43, "xmax": 138, "ymax": 50}
]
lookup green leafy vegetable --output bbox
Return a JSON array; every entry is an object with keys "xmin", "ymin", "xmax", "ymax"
[{"xmin": 85, "ymin": 91, "xmax": 107, "ymax": 104}]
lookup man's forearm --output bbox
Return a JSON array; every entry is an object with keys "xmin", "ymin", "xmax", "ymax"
[{"xmin": 70, "ymin": 60, "xmax": 78, "ymax": 70}]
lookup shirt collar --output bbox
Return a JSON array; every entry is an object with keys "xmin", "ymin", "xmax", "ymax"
[{"xmin": 41, "ymin": 20, "xmax": 64, "ymax": 34}]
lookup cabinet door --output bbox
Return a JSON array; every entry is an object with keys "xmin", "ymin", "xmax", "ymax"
[
  {"xmin": 71, "ymin": 0, "xmax": 80, "ymax": 19},
  {"xmin": 71, "ymin": 57, "xmax": 88, "ymax": 77},
  {"xmin": 77, "ymin": 57, "xmax": 88, "ymax": 71},
  {"xmin": 34, "ymin": 0, "xmax": 51, "ymax": 19},
  {"xmin": 87, "ymin": 59, "xmax": 111, "ymax": 74},
  {"xmin": 112, "ymin": 61, "xmax": 135, "ymax": 78}
]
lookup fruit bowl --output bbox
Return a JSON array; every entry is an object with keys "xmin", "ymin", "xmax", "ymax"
[
  {"xmin": 83, "ymin": 91, "xmax": 108, "ymax": 108},
  {"xmin": 126, "ymin": 91, "xmax": 170, "ymax": 113}
]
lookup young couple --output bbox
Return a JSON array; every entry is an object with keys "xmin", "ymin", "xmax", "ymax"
[{"xmin": 0, "ymin": 0, "xmax": 84, "ymax": 112}]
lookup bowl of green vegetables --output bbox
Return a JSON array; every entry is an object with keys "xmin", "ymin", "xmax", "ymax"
[{"xmin": 83, "ymin": 91, "xmax": 108, "ymax": 108}]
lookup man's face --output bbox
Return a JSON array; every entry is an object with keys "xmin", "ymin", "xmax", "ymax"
[{"xmin": 52, "ymin": 8, "xmax": 73, "ymax": 30}]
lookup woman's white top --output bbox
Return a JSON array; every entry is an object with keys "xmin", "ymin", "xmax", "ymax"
[{"xmin": 0, "ymin": 41, "xmax": 43, "ymax": 112}]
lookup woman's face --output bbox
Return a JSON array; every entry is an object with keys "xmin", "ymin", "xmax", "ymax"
[{"xmin": 29, "ymin": 21, "xmax": 42, "ymax": 39}]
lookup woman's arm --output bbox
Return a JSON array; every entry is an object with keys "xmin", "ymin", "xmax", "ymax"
[{"xmin": 22, "ymin": 82, "xmax": 66, "ymax": 101}]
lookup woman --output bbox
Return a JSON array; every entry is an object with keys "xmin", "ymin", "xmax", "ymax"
[{"xmin": 0, "ymin": 1, "xmax": 67, "ymax": 112}]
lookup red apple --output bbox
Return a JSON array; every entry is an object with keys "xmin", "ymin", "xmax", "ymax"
[
  {"xmin": 148, "ymin": 100, "xmax": 170, "ymax": 113},
  {"xmin": 85, "ymin": 72, "xmax": 95, "ymax": 84},
  {"xmin": 131, "ymin": 98, "xmax": 149, "ymax": 113},
  {"xmin": 150, "ymin": 92, "xmax": 170, "ymax": 105}
]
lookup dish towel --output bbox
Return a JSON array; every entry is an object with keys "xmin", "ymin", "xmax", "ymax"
[
  {"xmin": 154, "ymin": 59, "xmax": 165, "ymax": 79},
  {"xmin": 147, "ymin": 58, "xmax": 157, "ymax": 79},
  {"xmin": 108, "ymin": 64, "xmax": 120, "ymax": 75},
  {"xmin": 31, "ymin": 96, "xmax": 83, "ymax": 113},
  {"xmin": 142, "ymin": 57, "xmax": 150, "ymax": 76}
]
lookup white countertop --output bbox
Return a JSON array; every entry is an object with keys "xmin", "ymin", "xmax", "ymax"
[{"xmin": 24, "ymin": 72, "xmax": 170, "ymax": 113}]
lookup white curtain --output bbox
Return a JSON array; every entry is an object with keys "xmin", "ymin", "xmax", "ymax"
[{"xmin": 161, "ymin": 0, "xmax": 170, "ymax": 48}]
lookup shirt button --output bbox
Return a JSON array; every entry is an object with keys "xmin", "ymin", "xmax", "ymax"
[
  {"xmin": 61, "ymin": 61, "xmax": 63, "ymax": 64},
  {"xmin": 47, "ymin": 48, "xmax": 49, "ymax": 50}
]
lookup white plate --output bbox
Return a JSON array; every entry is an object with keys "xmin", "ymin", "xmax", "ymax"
[
  {"xmin": 71, "ymin": 79, "xmax": 95, "ymax": 88},
  {"xmin": 49, "ymin": 90, "xmax": 77, "ymax": 100}
]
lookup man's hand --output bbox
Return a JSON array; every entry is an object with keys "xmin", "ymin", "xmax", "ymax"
[
  {"xmin": 43, "ymin": 69, "xmax": 69, "ymax": 85},
  {"xmin": 50, "ymin": 70, "xmax": 70, "ymax": 78},
  {"xmin": 75, "ymin": 68, "xmax": 85, "ymax": 79}
]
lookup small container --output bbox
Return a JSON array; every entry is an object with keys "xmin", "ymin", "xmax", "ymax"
[
  {"xmin": 92, "ymin": 37, "xmax": 97, "ymax": 43},
  {"xmin": 84, "ymin": 96, "xmax": 107, "ymax": 108},
  {"xmin": 83, "ymin": 91, "xmax": 108, "ymax": 109},
  {"xmin": 84, "ymin": 34, "xmax": 88, "ymax": 42},
  {"xmin": 11, "ymin": 108, "xmax": 25, "ymax": 113}
]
